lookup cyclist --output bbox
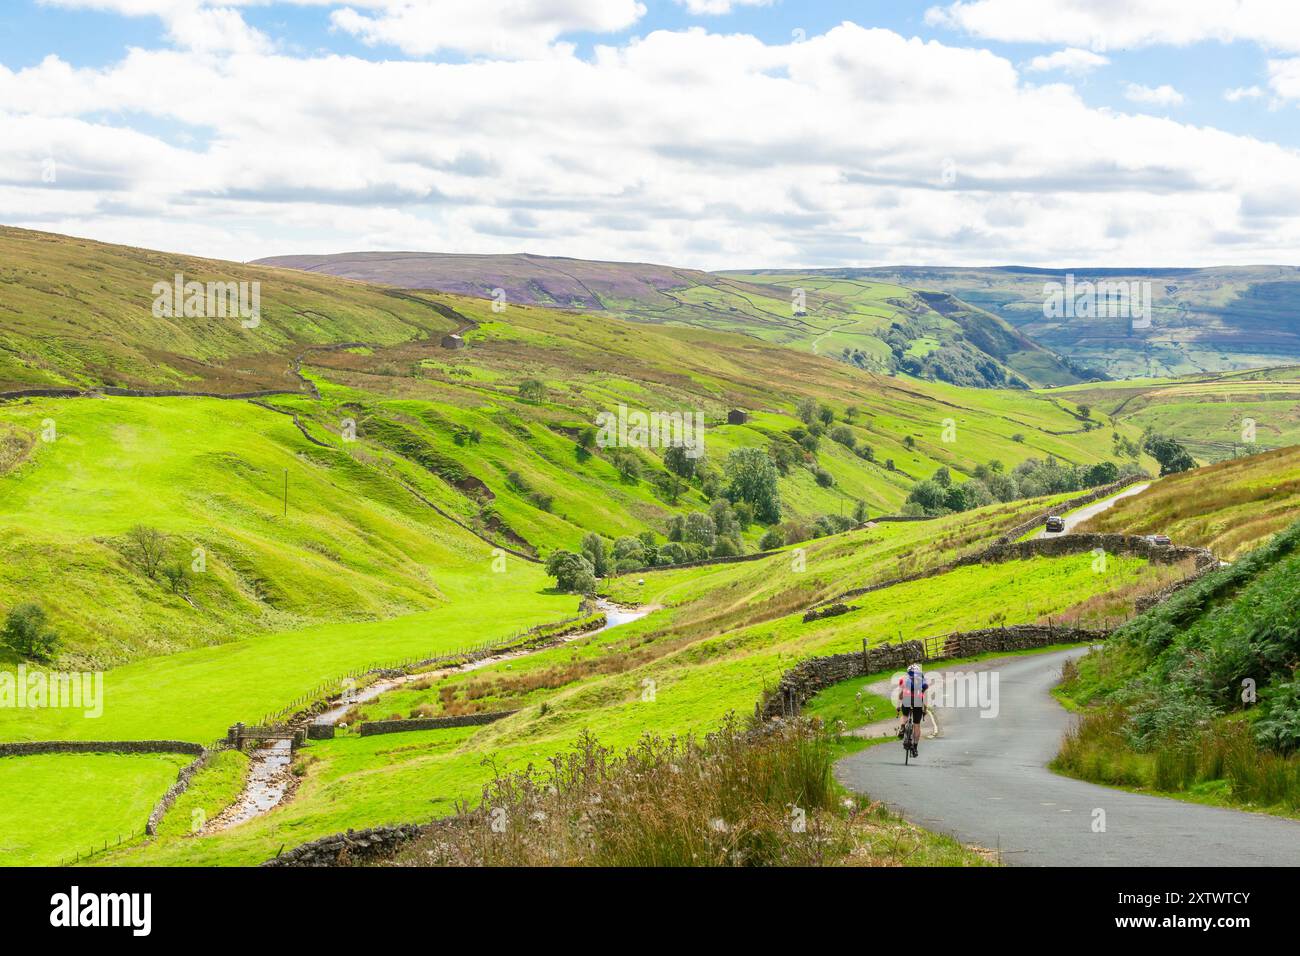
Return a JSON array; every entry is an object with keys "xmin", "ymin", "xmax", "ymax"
[{"xmin": 896, "ymin": 663, "xmax": 929, "ymax": 756}]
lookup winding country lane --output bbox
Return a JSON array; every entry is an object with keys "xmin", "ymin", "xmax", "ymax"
[
  {"xmin": 1036, "ymin": 482, "xmax": 1151, "ymax": 538},
  {"xmin": 835, "ymin": 647, "xmax": 1300, "ymax": 866}
]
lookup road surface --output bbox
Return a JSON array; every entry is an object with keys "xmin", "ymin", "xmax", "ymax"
[
  {"xmin": 835, "ymin": 647, "xmax": 1300, "ymax": 866},
  {"xmin": 1036, "ymin": 482, "xmax": 1150, "ymax": 539}
]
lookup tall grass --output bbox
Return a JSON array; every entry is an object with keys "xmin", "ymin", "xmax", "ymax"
[
  {"xmin": 392, "ymin": 717, "xmax": 853, "ymax": 867},
  {"xmin": 1056, "ymin": 708, "xmax": 1300, "ymax": 811}
]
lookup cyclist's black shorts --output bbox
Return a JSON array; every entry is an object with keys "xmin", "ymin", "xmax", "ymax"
[{"xmin": 899, "ymin": 705, "xmax": 925, "ymax": 721}]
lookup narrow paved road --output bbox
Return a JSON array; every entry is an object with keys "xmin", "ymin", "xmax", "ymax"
[
  {"xmin": 835, "ymin": 648, "xmax": 1300, "ymax": 866},
  {"xmin": 1036, "ymin": 482, "xmax": 1150, "ymax": 538}
]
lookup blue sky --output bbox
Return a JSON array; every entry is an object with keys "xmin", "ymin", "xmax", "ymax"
[{"xmin": 2, "ymin": 1, "xmax": 1299, "ymax": 267}]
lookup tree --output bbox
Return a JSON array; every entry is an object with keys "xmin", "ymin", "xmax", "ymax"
[
  {"xmin": 580, "ymin": 533, "xmax": 610, "ymax": 577},
  {"xmin": 829, "ymin": 425, "xmax": 856, "ymax": 449},
  {"xmin": 903, "ymin": 435, "xmax": 916, "ymax": 450},
  {"xmin": 682, "ymin": 512, "xmax": 717, "ymax": 550},
  {"xmin": 544, "ymin": 550, "xmax": 596, "ymax": 594},
  {"xmin": 613, "ymin": 535, "xmax": 645, "ymax": 563},
  {"xmin": 162, "ymin": 560, "xmax": 189, "ymax": 595},
  {"xmin": 610, "ymin": 449, "xmax": 640, "ymax": 482},
  {"xmin": 518, "ymin": 379, "xmax": 545, "ymax": 403},
  {"xmin": 817, "ymin": 404, "xmax": 835, "ymax": 426},
  {"xmin": 124, "ymin": 524, "xmax": 168, "ymax": 579},
  {"xmin": 1, "ymin": 603, "xmax": 60, "ymax": 662},
  {"xmin": 906, "ymin": 479, "xmax": 947, "ymax": 514},
  {"xmin": 759, "ymin": 527, "xmax": 784, "ymax": 550},
  {"xmin": 813, "ymin": 467, "xmax": 834, "ymax": 488},
  {"xmin": 663, "ymin": 443, "xmax": 699, "ymax": 479},
  {"xmin": 1143, "ymin": 433, "xmax": 1196, "ymax": 476},
  {"xmin": 653, "ymin": 471, "xmax": 683, "ymax": 504},
  {"xmin": 853, "ymin": 499, "xmax": 868, "ymax": 523},
  {"xmin": 932, "ymin": 466, "xmax": 951, "ymax": 488},
  {"xmin": 796, "ymin": 398, "xmax": 818, "ymax": 425},
  {"xmin": 1083, "ymin": 460, "xmax": 1120, "ymax": 486},
  {"xmin": 723, "ymin": 448, "xmax": 782, "ymax": 523}
]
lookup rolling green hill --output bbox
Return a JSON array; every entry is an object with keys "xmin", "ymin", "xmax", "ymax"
[
  {"xmin": 846, "ymin": 265, "xmax": 1300, "ymax": 379},
  {"xmin": 1045, "ymin": 367, "xmax": 1300, "ymax": 463},
  {"xmin": 252, "ymin": 250, "xmax": 1085, "ymax": 388},
  {"xmin": 0, "ymin": 226, "xmax": 459, "ymax": 394},
  {"xmin": 0, "ymin": 227, "xmax": 1215, "ymax": 869}
]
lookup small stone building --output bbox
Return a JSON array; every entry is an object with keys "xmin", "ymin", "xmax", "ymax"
[
  {"xmin": 440, "ymin": 333, "xmax": 465, "ymax": 350},
  {"xmin": 727, "ymin": 409, "xmax": 749, "ymax": 425}
]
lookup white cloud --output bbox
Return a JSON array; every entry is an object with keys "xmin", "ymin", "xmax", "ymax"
[
  {"xmin": 1224, "ymin": 84, "xmax": 1264, "ymax": 101},
  {"xmin": 166, "ymin": 7, "xmax": 273, "ymax": 53},
  {"xmin": 1267, "ymin": 58, "xmax": 1300, "ymax": 100},
  {"xmin": 1026, "ymin": 48, "xmax": 1108, "ymax": 76},
  {"xmin": 926, "ymin": 0, "xmax": 1300, "ymax": 53},
  {"xmin": 330, "ymin": 0, "xmax": 646, "ymax": 58},
  {"xmin": 41, "ymin": 1, "xmax": 645, "ymax": 58},
  {"xmin": 4, "ymin": 22, "xmax": 1300, "ymax": 267},
  {"xmin": 1124, "ymin": 82, "xmax": 1184, "ymax": 107},
  {"xmin": 675, "ymin": 0, "xmax": 774, "ymax": 15}
]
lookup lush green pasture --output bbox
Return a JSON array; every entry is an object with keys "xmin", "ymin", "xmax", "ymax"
[
  {"xmin": 1044, "ymin": 371, "xmax": 1300, "ymax": 462},
  {"xmin": 95, "ymin": 544, "xmax": 1172, "ymax": 865},
  {"xmin": 0, "ymin": 590, "xmax": 576, "ymax": 745},
  {"xmin": 0, "ymin": 753, "xmax": 189, "ymax": 866},
  {"xmin": 0, "ymin": 396, "xmax": 574, "ymax": 667}
]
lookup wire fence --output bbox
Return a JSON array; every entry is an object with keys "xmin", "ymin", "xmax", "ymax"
[{"xmin": 60, "ymin": 825, "xmax": 147, "ymax": 867}]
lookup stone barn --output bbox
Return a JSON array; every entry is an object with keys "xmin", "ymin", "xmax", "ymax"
[
  {"xmin": 727, "ymin": 409, "xmax": 749, "ymax": 425},
  {"xmin": 440, "ymin": 333, "xmax": 465, "ymax": 350}
]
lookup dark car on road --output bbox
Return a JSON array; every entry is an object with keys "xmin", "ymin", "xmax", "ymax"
[{"xmin": 1045, "ymin": 516, "xmax": 1065, "ymax": 533}]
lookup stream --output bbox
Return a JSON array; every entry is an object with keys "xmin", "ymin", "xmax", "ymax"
[{"xmin": 211, "ymin": 599, "xmax": 658, "ymax": 830}]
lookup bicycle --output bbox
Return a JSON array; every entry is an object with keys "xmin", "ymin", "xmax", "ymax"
[{"xmin": 899, "ymin": 711, "xmax": 918, "ymax": 764}]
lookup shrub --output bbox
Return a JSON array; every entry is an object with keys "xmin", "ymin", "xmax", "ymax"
[
  {"xmin": 0, "ymin": 603, "xmax": 60, "ymax": 663},
  {"xmin": 759, "ymin": 528, "xmax": 784, "ymax": 550}
]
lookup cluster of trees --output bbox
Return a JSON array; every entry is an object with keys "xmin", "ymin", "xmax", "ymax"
[
  {"xmin": 122, "ymin": 524, "xmax": 192, "ymax": 594},
  {"xmin": 905, "ymin": 457, "xmax": 1143, "ymax": 516}
]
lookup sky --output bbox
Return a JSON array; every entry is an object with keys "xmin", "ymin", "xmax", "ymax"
[{"xmin": 3, "ymin": 0, "xmax": 1300, "ymax": 269}]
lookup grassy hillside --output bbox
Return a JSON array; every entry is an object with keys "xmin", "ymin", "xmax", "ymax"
[
  {"xmin": 71, "ymin": 499, "xmax": 1184, "ymax": 866},
  {"xmin": 0, "ymin": 226, "xmax": 457, "ymax": 393},
  {"xmin": 0, "ymin": 229, "xmax": 1158, "ymax": 665},
  {"xmin": 1077, "ymin": 445, "xmax": 1300, "ymax": 559},
  {"xmin": 1056, "ymin": 520, "xmax": 1300, "ymax": 814},
  {"xmin": 852, "ymin": 265, "xmax": 1300, "ymax": 379},
  {"xmin": 251, "ymin": 249, "xmax": 1083, "ymax": 388},
  {"xmin": 1046, "ymin": 367, "xmax": 1300, "ymax": 463}
]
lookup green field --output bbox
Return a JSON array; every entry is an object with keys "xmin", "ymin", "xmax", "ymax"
[
  {"xmin": 1045, "ymin": 368, "xmax": 1300, "ymax": 463},
  {"xmin": 0, "ymin": 753, "xmax": 190, "ymax": 866}
]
